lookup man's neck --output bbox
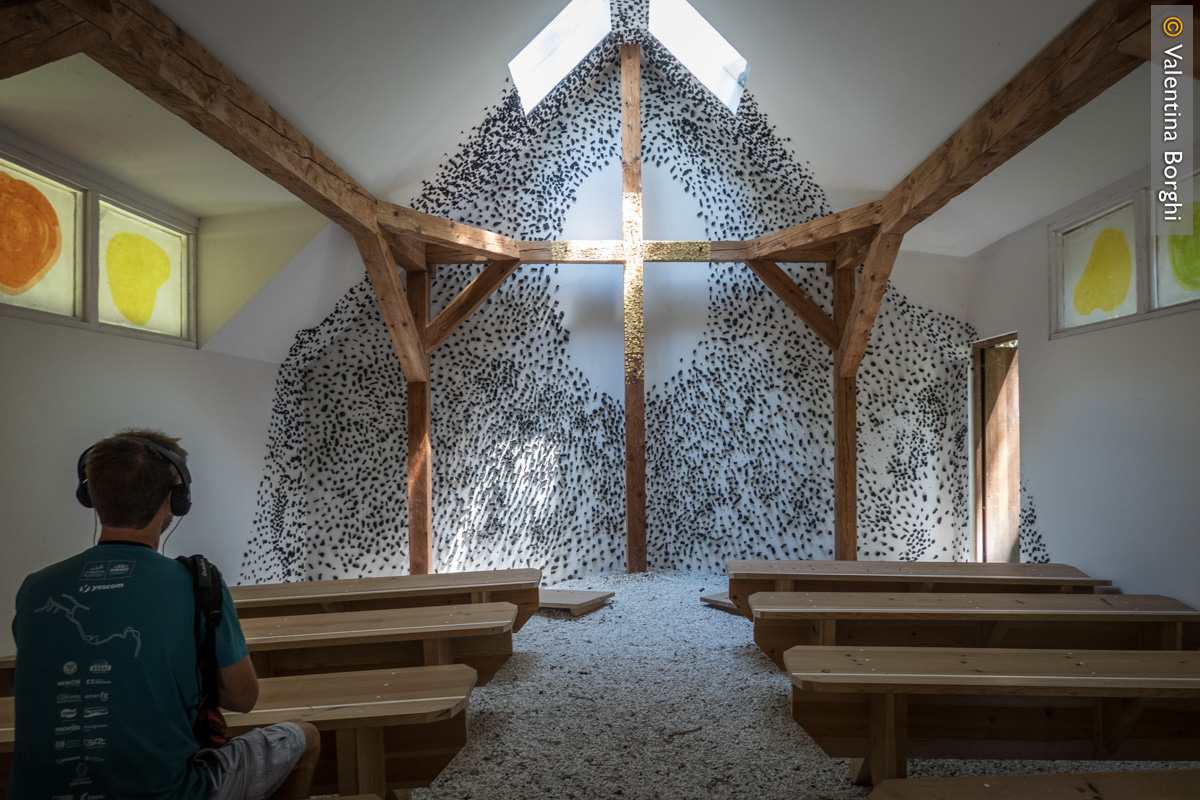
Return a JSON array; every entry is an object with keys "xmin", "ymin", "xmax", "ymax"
[{"xmin": 98, "ymin": 526, "xmax": 161, "ymax": 550}]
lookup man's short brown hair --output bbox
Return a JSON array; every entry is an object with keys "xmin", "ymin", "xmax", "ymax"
[{"xmin": 84, "ymin": 429, "xmax": 188, "ymax": 528}]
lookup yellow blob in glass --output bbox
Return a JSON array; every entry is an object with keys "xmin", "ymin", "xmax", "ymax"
[
  {"xmin": 1073, "ymin": 227, "xmax": 1131, "ymax": 316},
  {"xmin": 106, "ymin": 232, "xmax": 170, "ymax": 326}
]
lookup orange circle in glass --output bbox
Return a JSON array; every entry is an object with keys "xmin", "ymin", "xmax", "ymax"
[{"xmin": 0, "ymin": 171, "xmax": 63, "ymax": 296}]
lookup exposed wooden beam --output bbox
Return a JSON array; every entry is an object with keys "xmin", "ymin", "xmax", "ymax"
[
  {"xmin": 832, "ymin": 247, "xmax": 858, "ymax": 561},
  {"xmin": 768, "ymin": 243, "xmax": 839, "ymax": 263},
  {"xmin": 0, "ymin": 0, "xmax": 110, "ymax": 81},
  {"xmin": 424, "ymin": 259, "xmax": 521, "ymax": 353},
  {"xmin": 880, "ymin": 0, "xmax": 1150, "ymax": 235},
  {"xmin": 1117, "ymin": 20, "xmax": 1200, "ymax": 79},
  {"xmin": 85, "ymin": 0, "xmax": 377, "ymax": 236},
  {"xmin": 354, "ymin": 230, "xmax": 429, "ymax": 383},
  {"xmin": 516, "ymin": 240, "xmax": 751, "ymax": 264},
  {"xmin": 835, "ymin": 232, "xmax": 903, "ymax": 379},
  {"xmin": 745, "ymin": 259, "xmax": 838, "ymax": 350},
  {"xmin": 57, "ymin": 0, "xmax": 112, "ymax": 20},
  {"xmin": 406, "ymin": 269, "xmax": 433, "ymax": 576},
  {"xmin": 748, "ymin": 202, "xmax": 882, "ymax": 262},
  {"xmin": 378, "ymin": 202, "xmax": 521, "ymax": 262},
  {"xmin": 382, "ymin": 230, "xmax": 429, "ymax": 273}
]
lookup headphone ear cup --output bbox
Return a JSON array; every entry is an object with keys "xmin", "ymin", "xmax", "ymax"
[
  {"xmin": 76, "ymin": 481, "xmax": 94, "ymax": 509},
  {"xmin": 76, "ymin": 447, "xmax": 93, "ymax": 509},
  {"xmin": 169, "ymin": 483, "xmax": 191, "ymax": 517}
]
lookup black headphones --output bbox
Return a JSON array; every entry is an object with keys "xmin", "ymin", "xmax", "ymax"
[{"xmin": 76, "ymin": 436, "xmax": 192, "ymax": 517}]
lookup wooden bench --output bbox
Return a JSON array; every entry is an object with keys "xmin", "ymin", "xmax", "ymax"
[
  {"xmin": 0, "ymin": 665, "xmax": 475, "ymax": 799},
  {"xmin": 751, "ymin": 592, "xmax": 1200, "ymax": 666},
  {"xmin": 785, "ymin": 645, "xmax": 1200, "ymax": 787},
  {"xmin": 869, "ymin": 768, "xmax": 1200, "ymax": 799},
  {"xmin": 231, "ymin": 568, "xmax": 541, "ymax": 631},
  {"xmin": 728, "ymin": 560, "xmax": 1111, "ymax": 617},
  {"xmin": 242, "ymin": 602, "xmax": 517, "ymax": 684},
  {"xmin": 0, "ymin": 602, "xmax": 518, "ymax": 695},
  {"xmin": 224, "ymin": 665, "xmax": 476, "ymax": 799}
]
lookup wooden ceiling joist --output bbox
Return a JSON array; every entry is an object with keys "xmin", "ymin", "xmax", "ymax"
[
  {"xmin": 81, "ymin": 0, "xmax": 379, "ymax": 237},
  {"xmin": 378, "ymin": 203, "xmax": 522, "ymax": 263},
  {"xmin": 748, "ymin": 202, "xmax": 882, "ymax": 263},
  {"xmin": 880, "ymin": 0, "xmax": 1149, "ymax": 236},
  {"xmin": 745, "ymin": 259, "xmax": 838, "ymax": 351},
  {"xmin": 424, "ymin": 259, "xmax": 521, "ymax": 353},
  {"xmin": 0, "ymin": 0, "xmax": 111, "ymax": 81},
  {"xmin": 1118, "ymin": 21, "xmax": 1200, "ymax": 78}
]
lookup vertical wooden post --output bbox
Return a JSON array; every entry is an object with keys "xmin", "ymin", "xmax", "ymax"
[
  {"xmin": 621, "ymin": 43, "xmax": 646, "ymax": 573},
  {"xmin": 833, "ymin": 250, "xmax": 858, "ymax": 560},
  {"xmin": 406, "ymin": 268, "xmax": 433, "ymax": 574}
]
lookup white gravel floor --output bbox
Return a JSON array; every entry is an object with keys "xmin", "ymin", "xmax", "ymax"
[{"xmin": 418, "ymin": 570, "xmax": 1197, "ymax": 800}]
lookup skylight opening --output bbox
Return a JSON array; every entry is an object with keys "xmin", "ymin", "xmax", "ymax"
[
  {"xmin": 649, "ymin": 0, "xmax": 749, "ymax": 113},
  {"xmin": 509, "ymin": 0, "xmax": 613, "ymax": 115}
]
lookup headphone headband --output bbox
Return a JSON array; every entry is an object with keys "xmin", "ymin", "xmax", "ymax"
[{"xmin": 76, "ymin": 436, "xmax": 192, "ymax": 517}]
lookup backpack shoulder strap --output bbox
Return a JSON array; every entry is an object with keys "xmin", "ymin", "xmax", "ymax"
[{"xmin": 176, "ymin": 554, "xmax": 223, "ymax": 709}]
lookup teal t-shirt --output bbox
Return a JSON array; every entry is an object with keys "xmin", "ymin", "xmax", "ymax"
[{"xmin": 8, "ymin": 543, "xmax": 248, "ymax": 800}]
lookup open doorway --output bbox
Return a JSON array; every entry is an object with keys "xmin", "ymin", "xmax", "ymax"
[{"xmin": 973, "ymin": 334, "xmax": 1020, "ymax": 562}]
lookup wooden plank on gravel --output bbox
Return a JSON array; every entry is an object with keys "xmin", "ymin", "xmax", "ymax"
[
  {"xmin": 540, "ymin": 589, "xmax": 614, "ymax": 616},
  {"xmin": 869, "ymin": 768, "xmax": 1200, "ymax": 800},
  {"xmin": 700, "ymin": 591, "xmax": 741, "ymax": 615}
]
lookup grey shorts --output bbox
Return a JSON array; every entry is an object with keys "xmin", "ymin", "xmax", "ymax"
[{"xmin": 195, "ymin": 722, "xmax": 308, "ymax": 800}]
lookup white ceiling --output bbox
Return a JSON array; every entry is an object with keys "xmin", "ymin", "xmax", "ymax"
[{"xmin": 0, "ymin": 0, "xmax": 1171, "ymax": 255}]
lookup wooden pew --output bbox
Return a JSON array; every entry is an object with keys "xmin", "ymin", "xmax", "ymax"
[
  {"xmin": 242, "ymin": 602, "xmax": 516, "ymax": 684},
  {"xmin": 222, "ymin": 665, "xmax": 476, "ymax": 799},
  {"xmin": 869, "ymin": 768, "xmax": 1200, "ymax": 799},
  {"xmin": 231, "ymin": 568, "xmax": 542, "ymax": 631},
  {"xmin": 751, "ymin": 592, "xmax": 1200, "ymax": 666},
  {"xmin": 785, "ymin": 645, "xmax": 1200, "ymax": 787},
  {"xmin": 0, "ymin": 665, "xmax": 477, "ymax": 799},
  {"xmin": 728, "ymin": 560, "xmax": 1110, "ymax": 617}
]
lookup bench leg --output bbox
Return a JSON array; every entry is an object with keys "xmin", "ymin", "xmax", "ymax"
[
  {"xmin": 423, "ymin": 637, "xmax": 454, "ymax": 666},
  {"xmin": 863, "ymin": 693, "xmax": 906, "ymax": 786},
  {"xmin": 336, "ymin": 726, "xmax": 387, "ymax": 798}
]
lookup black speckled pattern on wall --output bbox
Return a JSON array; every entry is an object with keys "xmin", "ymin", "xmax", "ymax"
[{"xmin": 241, "ymin": 1, "xmax": 1036, "ymax": 583}]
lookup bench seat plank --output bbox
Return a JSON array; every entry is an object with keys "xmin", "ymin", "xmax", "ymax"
[
  {"xmin": 868, "ymin": 769, "xmax": 1200, "ymax": 800},
  {"xmin": 231, "ymin": 568, "xmax": 541, "ymax": 631},
  {"xmin": 785, "ymin": 646, "xmax": 1200, "ymax": 786},
  {"xmin": 728, "ymin": 560, "xmax": 1110, "ymax": 617},
  {"xmin": 751, "ymin": 592, "xmax": 1200, "ymax": 665},
  {"xmin": 227, "ymin": 664, "xmax": 475, "ymax": 795},
  {"xmin": 242, "ymin": 602, "xmax": 516, "ymax": 684}
]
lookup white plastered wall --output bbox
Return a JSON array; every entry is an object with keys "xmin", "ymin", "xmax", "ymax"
[
  {"xmin": 0, "ymin": 314, "xmax": 280, "ymax": 654},
  {"xmin": 967, "ymin": 197, "xmax": 1200, "ymax": 608}
]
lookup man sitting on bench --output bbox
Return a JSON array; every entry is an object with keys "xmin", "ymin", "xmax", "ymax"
[{"xmin": 8, "ymin": 430, "xmax": 319, "ymax": 800}]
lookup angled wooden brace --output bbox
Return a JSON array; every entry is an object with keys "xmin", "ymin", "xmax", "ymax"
[
  {"xmin": 835, "ymin": 232, "xmax": 903, "ymax": 378},
  {"xmin": 424, "ymin": 259, "xmax": 522, "ymax": 353},
  {"xmin": 745, "ymin": 259, "xmax": 838, "ymax": 350}
]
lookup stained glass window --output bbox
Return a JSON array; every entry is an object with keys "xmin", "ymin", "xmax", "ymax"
[
  {"xmin": 0, "ymin": 157, "xmax": 80, "ymax": 318},
  {"xmin": 1155, "ymin": 200, "xmax": 1200, "ymax": 309},
  {"xmin": 1058, "ymin": 203, "xmax": 1138, "ymax": 331},
  {"xmin": 98, "ymin": 200, "xmax": 189, "ymax": 338}
]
